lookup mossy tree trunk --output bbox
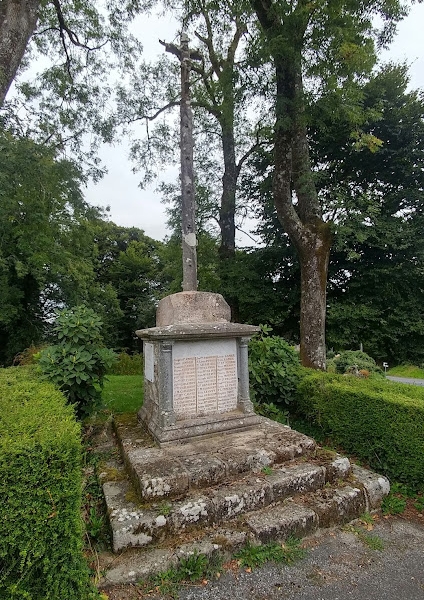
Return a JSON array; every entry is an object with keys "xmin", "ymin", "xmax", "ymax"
[
  {"xmin": 0, "ymin": 0, "xmax": 40, "ymax": 107},
  {"xmin": 251, "ymin": 0, "xmax": 331, "ymax": 369}
]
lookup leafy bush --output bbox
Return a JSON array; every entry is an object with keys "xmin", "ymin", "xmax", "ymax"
[
  {"xmin": 0, "ymin": 368, "xmax": 97, "ymax": 599},
  {"xmin": 296, "ymin": 371, "xmax": 424, "ymax": 489},
  {"xmin": 249, "ymin": 328, "xmax": 304, "ymax": 407},
  {"xmin": 107, "ymin": 352, "xmax": 143, "ymax": 375},
  {"xmin": 333, "ymin": 350, "xmax": 383, "ymax": 376},
  {"xmin": 37, "ymin": 305, "xmax": 116, "ymax": 418}
]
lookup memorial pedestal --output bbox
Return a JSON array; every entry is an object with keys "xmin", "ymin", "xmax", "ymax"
[{"xmin": 136, "ymin": 292, "xmax": 261, "ymax": 445}]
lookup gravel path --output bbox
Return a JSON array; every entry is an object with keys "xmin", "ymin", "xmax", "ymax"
[
  {"xmin": 386, "ymin": 376, "xmax": 424, "ymax": 386},
  {"xmin": 103, "ymin": 517, "xmax": 424, "ymax": 600}
]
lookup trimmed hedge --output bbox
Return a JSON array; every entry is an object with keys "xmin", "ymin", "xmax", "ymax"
[
  {"xmin": 0, "ymin": 368, "xmax": 96, "ymax": 599},
  {"xmin": 296, "ymin": 372, "xmax": 424, "ymax": 489}
]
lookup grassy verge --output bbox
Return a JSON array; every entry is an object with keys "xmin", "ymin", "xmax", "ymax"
[
  {"xmin": 387, "ymin": 365, "xmax": 424, "ymax": 379},
  {"xmin": 102, "ymin": 375, "xmax": 143, "ymax": 413}
]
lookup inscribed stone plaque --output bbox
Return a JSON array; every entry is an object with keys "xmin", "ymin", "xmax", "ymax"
[
  {"xmin": 217, "ymin": 354, "xmax": 237, "ymax": 412},
  {"xmin": 172, "ymin": 340, "xmax": 238, "ymax": 418},
  {"xmin": 196, "ymin": 356, "xmax": 218, "ymax": 414},
  {"xmin": 173, "ymin": 357, "xmax": 197, "ymax": 417},
  {"xmin": 144, "ymin": 342, "xmax": 155, "ymax": 382}
]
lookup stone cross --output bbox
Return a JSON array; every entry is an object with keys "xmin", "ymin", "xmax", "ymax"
[{"xmin": 160, "ymin": 34, "xmax": 202, "ymax": 291}]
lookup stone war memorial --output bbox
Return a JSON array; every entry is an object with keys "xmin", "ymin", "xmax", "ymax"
[
  {"xmin": 136, "ymin": 290, "xmax": 261, "ymax": 444},
  {"xmin": 98, "ymin": 35, "xmax": 391, "ymax": 588}
]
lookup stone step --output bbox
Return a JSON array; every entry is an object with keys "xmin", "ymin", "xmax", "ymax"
[
  {"xmin": 99, "ymin": 469, "xmax": 390, "ymax": 588},
  {"xmin": 114, "ymin": 416, "xmax": 317, "ymax": 500},
  {"xmin": 103, "ymin": 458, "xmax": 353, "ymax": 553}
]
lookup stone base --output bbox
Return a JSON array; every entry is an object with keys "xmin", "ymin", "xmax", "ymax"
[
  {"xmin": 138, "ymin": 406, "xmax": 263, "ymax": 446},
  {"xmin": 100, "ymin": 415, "xmax": 391, "ymax": 573}
]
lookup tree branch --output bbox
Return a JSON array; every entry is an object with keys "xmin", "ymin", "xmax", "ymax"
[
  {"xmin": 52, "ymin": 0, "xmax": 107, "ymax": 51},
  {"xmin": 128, "ymin": 100, "xmax": 181, "ymax": 123}
]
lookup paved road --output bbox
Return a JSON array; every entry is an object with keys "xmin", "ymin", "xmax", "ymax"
[
  {"xmin": 387, "ymin": 376, "xmax": 424, "ymax": 386},
  {"xmin": 178, "ymin": 518, "xmax": 424, "ymax": 600}
]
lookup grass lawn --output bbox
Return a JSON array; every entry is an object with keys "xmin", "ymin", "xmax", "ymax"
[
  {"xmin": 102, "ymin": 375, "xmax": 143, "ymax": 413},
  {"xmin": 387, "ymin": 365, "xmax": 424, "ymax": 379}
]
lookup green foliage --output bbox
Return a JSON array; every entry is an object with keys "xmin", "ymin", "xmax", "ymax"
[
  {"xmin": 107, "ymin": 353, "xmax": 143, "ymax": 375},
  {"xmin": 414, "ymin": 496, "xmax": 424, "ymax": 512},
  {"xmin": 382, "ymin": 489, "xmax": 407, "ymax": 516},
  {"xmin": 322, "ymin": 65, "xmax": 424, "ymax": 365},
  {"xmin": 235, "ymin": 538, "xmax": 306, "ymax": 569},
  {"xmin": 0, "ymin": 130, "xmax": 113, "ymax": 365},
  {"xmin": 381, "ymin": 482, "xmax": 424, "ymax": 516},
  {"xmin": 333, "ymin": 350, "xmax": 383, "ymax": 376},
  {"xmin": 296, "ymin": 372, "xmax": 424, "ymax": 488},
  {"xmin": 254, "ymin": 401, "xmax": 289, "ymax": 425},
  {"xmin": 4, "ymin": 0, "xmax": 145, "ymax": 175},
  {"xmin": 102, "ymin": 375, "xmax": 143, "ymax": 414},
  {"xmin": 387, "ymin": 365, "xmax": 424, "ymax": 379},
  {"xmin": 0, "ymin": 368, "xmax": 97, "ymax": 599},
  {"xmin": 249, "ymin": 327, "xmax": 304, "ymax": 407},
  {"xmin": 345, "ymin": 525, "xmax": 385, "ymax": 551},
  {"xmin": 37, "ymin": 306, "xmax": 116, "ymax": 418},
  {"xmin": 92, "ymin": 222, "xmax": 166, "ymax": 351},
  {"xmin": 145, "ymin": 551, "xmax": 222, "ymax": 598}
]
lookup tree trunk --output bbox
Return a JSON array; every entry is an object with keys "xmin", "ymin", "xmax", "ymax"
[
  {"xmin": 0, "ymin": 0, "xmax": 40, "ymax": 107},
  {"xmin": 219, "ymin": 124, "xmax": 237, "ymax": 259},
  {"xmin": 251, "ymin": 0, "xmax": 330, "ymax": 369},
  {"xmin": 298, "ymin": 224, "xmax": 331, "ymax": 369}
]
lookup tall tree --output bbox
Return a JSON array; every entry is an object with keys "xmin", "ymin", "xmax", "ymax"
[
  {"xmin": 250, "ymin": 0, "xmax": 406, "ymax": 369},
  {"xmin": 122, "ymin": 1, "xmax": 270, "ymax": 262},
  {"xmin": 1, "ymin": 0, "xmax": 144, "ymax": 175},
  {"xmin": 0, "ymin": 129, "xmax": 118, "ymax": 363},
  {"xmin": 92, "ymin": 222, "xmax": 166, "ymax": 351},
  {"xmin": 318, "ymin": 65, "xmax": 424, "ymax": 363}
]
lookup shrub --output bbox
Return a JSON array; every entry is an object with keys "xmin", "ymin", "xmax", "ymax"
[
  {"xmin": 296, "ymin": 371, "xmax": 424, "ymax": 489},
  {"xmin": 37, "ymin": 305, "xmax": 116, "ymax": 418},
  {"xmin": 107, "ymin": 352, "xmax": 143, "ymax": 375},
  {"xmin": 0, "ymin": 368, "xmax": 97, "ymax": 599},
  {"xmin": 249, "ymin": 328, "xmax": 304, "ymax": 408},
  {"xmin": 13, "ymin": 344, "xmax": 46, "ymax": 366},
  {"xmin": 333, "ymin": 350, "xmax": 383, "ymax": 377}
]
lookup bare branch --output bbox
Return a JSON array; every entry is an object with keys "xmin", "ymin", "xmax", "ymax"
[
  {"xmin": 52, "ymin": 0, "xmax": 107, "ymax": 51},
  {"xmin": 236, "ymin": 128, "xmax": 271, "ymax": 175},
  {"xmin": 191, "ymin": 62, "xmax": 220, "ymax": 112},
  {"xmin": 194, "ymin": 30, "xmax": 222, "ymax": 76},
  {"xmin": 128, "ymin": 100, "xmax": 181, "ymax": 123},
  {"xmin": 235, "ymin": 224, "xmax": 258, "ymax": 244},
  {"xmin": 227, "ymin": 18, "xmax": 248, "ymax": 64}
]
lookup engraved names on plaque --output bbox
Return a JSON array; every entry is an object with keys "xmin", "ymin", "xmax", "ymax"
[
  {"xmin": 217, "ymin": 354, "xmax": 237, "ymax": 412},
  {"xmin": 196, "ymin": 356, "xmax": 218, "ymax": 414},
  {"xmin": 173, "ymin": 357, "xmax": 197, "ymax": 417},
  {"xmin": 172, "ymin": 340, "xmax": 238, "ymax": 418}
]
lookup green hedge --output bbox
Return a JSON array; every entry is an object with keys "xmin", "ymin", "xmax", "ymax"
[
  {"xmin": 296, "ymin": 372, "xmax": 424, "ymax": 489},
  {"xmin": 0, "ymin": 368, "xmax": 96, "ymax": 599},
  {"xmin": 107, "ymin": 352, "xmax": 143, "ymax": 375}
]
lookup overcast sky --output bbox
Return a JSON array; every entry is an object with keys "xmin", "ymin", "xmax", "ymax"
[{"xmin": 85, "ymin": 3, "xmax": 424, "ymax": 243}]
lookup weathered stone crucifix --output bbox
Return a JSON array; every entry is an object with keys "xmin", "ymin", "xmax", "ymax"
[{"xmin": 159, "ymin": 34, "xmax": 202, "ymax": 292}]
